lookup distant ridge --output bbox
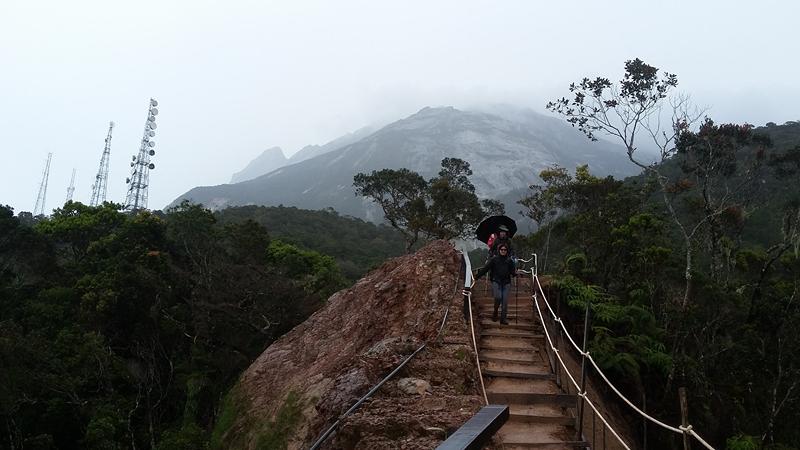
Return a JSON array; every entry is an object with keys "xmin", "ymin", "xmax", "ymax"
[
  {"xmin": 172, "ymin": 106, "xmax": 641, "ymax": 220},
  {"xmin": 288, "ymin": 125, "xmax": 376, "ymax": 164}
]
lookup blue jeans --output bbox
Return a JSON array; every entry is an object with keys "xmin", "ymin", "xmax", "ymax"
[{"xmin": 492, "ymin": 281, "xmax": 510, "ymax": 321}]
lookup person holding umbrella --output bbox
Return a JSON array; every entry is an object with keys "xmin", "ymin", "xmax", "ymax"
[
  {"xmin": 472, "ymin": 243, "xmax": 516, "ymax": 324},
  {"xmin": 489, "ymin": 224, "xmax": 514, "ymax": 258},
  {"xmin": 476, "ymin": 215, "xmax": 517, "ymax": 258}
]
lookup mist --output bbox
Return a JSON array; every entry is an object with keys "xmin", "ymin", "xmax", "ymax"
[{"xmin": 1, "ymin": 0, "xmax": 798, "ymax": 212}]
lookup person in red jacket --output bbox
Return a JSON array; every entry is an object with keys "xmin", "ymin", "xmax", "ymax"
[{"xmin": 488, "ymin": 225, "xmax": 514, "ymax": 258}]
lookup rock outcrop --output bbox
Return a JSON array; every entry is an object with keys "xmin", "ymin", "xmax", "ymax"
[
  {"xmin": 230, "ymin": 147, "xmax": 288, "ymax": 183},
  {"xmin": 219, "ymin": 241, "xmax": 485, "ymax": 449}
]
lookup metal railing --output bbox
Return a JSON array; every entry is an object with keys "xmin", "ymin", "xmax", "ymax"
[{"xmin": 517, "ymin": 254, "xmax": 715, "ymax": 450}]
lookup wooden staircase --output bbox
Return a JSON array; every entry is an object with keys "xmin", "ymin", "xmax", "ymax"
[{"xmin": 475, "ymin": 282, "xmax": 589, "ymax": 449}]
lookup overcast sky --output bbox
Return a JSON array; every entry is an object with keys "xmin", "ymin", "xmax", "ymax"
[{"xmin": 1, "ymin": 0, "xmax": 798, "ymax": 212}]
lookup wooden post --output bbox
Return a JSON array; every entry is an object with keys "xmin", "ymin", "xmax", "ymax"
[
  {"xmin": 679, "ymin": 387, "xmax": 691, "ymax": 450},
  {"xmin": 575, "ymin": 299, "xmax": 591, "ymax": 440},
  {"xmin": 555, "ymin": 295, "xmax": 562, "ymax": 387},
  {"xmin": 642, "ymin": 392, "xmax": 647, "ymax": 450}
]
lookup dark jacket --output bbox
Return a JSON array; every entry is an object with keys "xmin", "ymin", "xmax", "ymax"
[{"xmin": 475, "ymin": 254, "xmax": 516, "ymax": 285}]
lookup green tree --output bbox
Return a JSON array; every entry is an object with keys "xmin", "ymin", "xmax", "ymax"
[
  {"xmin": 673, "ymin": 119, "xmax": 772, "ymax": 281},
  {"xmin": 0, "ymin": 201, "xmax": 344, "ymax": 449},
  {"xmin": 546, "ymin": 58, "xmax": 707, "ymax": 306},
  {"xmin": 353, "ymin": 168, "xmax": 428, "ymax": 252},
  {"xmin": 354, "ymin": 158, "xmax": 502, "ymax": 249},
  {"xmin": 425, "ymin": 158, "xmax": 488, "ymax": 240},
  {"xmin": 265, "ymin": 240, "xmax": 346, "ymax": 298},
  {"xmin": 518, "ymin": 165, "xmax": 572, "ymax": 271}
]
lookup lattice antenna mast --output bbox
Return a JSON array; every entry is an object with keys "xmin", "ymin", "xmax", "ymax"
[
  {"xmin": 124, "ymin": 99, "xmax": 159, "ymax": 212},
  {"xmin": 33, "ymin": 152, "xmax": 53, "ymax": 216},
  {"xmin": 90, "ymin": 121, "xmax": 114, "ymax": 206},
  {"xmin": 65, "ymin": 168, "xmax": 76, "ymax": 203}
]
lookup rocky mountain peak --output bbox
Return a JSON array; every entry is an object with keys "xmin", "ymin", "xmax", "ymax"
[{"xmin": 230, "ymin": 146, "xmax": 288, "ymax": 183}]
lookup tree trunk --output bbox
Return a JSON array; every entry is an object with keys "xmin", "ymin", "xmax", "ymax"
[
  {"xmin": 707, "ymin": 217, "xmax": 724, "ymax": 282},
  {"xmin": 404, "ymin": 231, "xmax": 419, "ymax": 254},
  {"xmin": 543, "ymin": 224, "xmax": 553, "ymax": 273},
  {"xmin": 682, "ymin": 244, "xmax": 693, "ymax": 309}
]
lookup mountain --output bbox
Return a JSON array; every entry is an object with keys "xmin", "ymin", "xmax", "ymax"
[
  {"xmin": 288, "ymin": 125, "xmax": 376, "ymax": 164},
  {"xmin": 171, "ymin": 106, "xmax": 642, "ymax": 220},
  {"xmin": 230, "ymin": 146, "xmax": 287, "ymax": 183},
  {"xmin": 227, "ymin": 126, "xmax": 377, "ymax": 184}
]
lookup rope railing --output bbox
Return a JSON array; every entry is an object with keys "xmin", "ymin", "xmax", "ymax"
[
  {"xmin": 525, "ymin": 255, "xmax": 715, "ymax": 450},
  {"xmin": 528, "ymin": 270, "xmax": 631, "ymax": 450},
  {"xmin": 308, "ymin": 255, "xmax": 462, "ymax": 450},
  {"xmin": 461, "ymin": 249, "xmax": 489, "ymax": 405}
]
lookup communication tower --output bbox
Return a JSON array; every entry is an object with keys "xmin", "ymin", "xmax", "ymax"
[
  {"xmin": 65, "ymin": 168, "xmax": 76, "ymax": 203},
  {"xmin": 124, "ymin": 99, "xmax": 159, "ymax": 212},
  {"xmin": 89, "ymin": 122, "xmax": 114, "ymax": 206},
  {"xmin": 33, "ymin": 153, "xmax": 53, "ymax": 216}
]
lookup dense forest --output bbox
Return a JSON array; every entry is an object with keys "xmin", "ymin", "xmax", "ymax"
[
  {"xmin": 510, "ymin": 118, "xmax": 800, "ymax": 448},
  {"xmin": 213, "ymin": 205, "xmax": 406, "ymax": 281},
  {"xmin": 0, "ymin": 202, "xmax": 358, "ymax": 449}
]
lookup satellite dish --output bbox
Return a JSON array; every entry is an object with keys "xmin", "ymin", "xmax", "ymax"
[
  {"xmin": 126, "ymin": 178, "xmax": 130, "ymax": 183},
  {"xmin": 150, "ymin": 99, "xmax": 158, "ymax": 107},
  {"xmin": 148, "ymin": 122, "xmax": 157, "ymax": 130},
  {"xmin": 150, "ymin": 108, "xmax": 158, "ymax": 116},
  {"xmin": 148, "ymin": 163, "xmax": 155, "ymax": 169},
  {"xmin": 132, "ymin": 156, "xmax": 136, "ymax": 161},
  {"xmin": 148, "ymin": 130, "xmax": 155, "ymax": 137},
  {"xmin": 149, "ymin": 149, "xmax": 155, "ymax": 156},
  {"xmin": 130, "ymin": 162, "xmax": 134, "ymax": 167},
  {"xmin": 148, "ymin": 141, "xmax": 155, "ymax": 147},
  {"xmin": 148, "ymin": 115, "xmax": 156, "ymax": 122}
]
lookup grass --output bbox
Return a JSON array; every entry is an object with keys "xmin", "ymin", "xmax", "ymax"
[{"xmin": 255, "ymin": 391, "xmax": 303, "ymax": 450}]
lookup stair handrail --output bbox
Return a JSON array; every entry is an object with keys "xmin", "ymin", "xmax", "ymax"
[
  {"xmin": 461, "ymin": 249, "xmax": 489, "ymax": 405},
  {"xmin": 529, "ymin": 269, "xmax": 631, "ymax": 449},
  {"xmin": 526, "ymin": 254, "xmax": 715, "ymax": 450}
]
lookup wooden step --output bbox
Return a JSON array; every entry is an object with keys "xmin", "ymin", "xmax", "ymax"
[
  {"xmin": 478, "ymin": 308, "xmax": 538, "ymax": 320},
  {"xmin": 481, "ymin": 344, "xmax": 537, "ymax": 352},
  {"xmin": 480, "ymin": 351, "xmax": 542, "ymax": 365},
  {"xmin": 478, "ymin": 313, "xmax": 535, "ymax": 321},
  {"xmin": 499, "ymin": 441, "xmax": 590, "ymax": 449},
  {"xmin": 477, "ymin": 310, "xmax": 534, "ymax": 316},
  {"xmin": 487, "ymin": 392, "xmax": 577, "ymax": 406},
  {"xmin": 476, "ymin": 301, "xmax": 532, "ymax": 306},
  {"xmin": 484, "ymin": 369, "xmax": 555, "ymax": 380},
  {"xmin": 480, "ymin": 320, "xmax": 538, "ymax": 330},
  {"xmin": 481, "ymin": 330, "xmax": 544, "ymax": 339},
  {"xmin": 508, "ymin": 404, "xmax": 574, "ymax": 426},
  {"xmin": 476, "ymin": 299, "xmax": 533, "ymax": 305},
  {"xmin": 498, "ymin": 422, "xmax": 586, "ymax": 448},
  {"xmin": 481, "ymin": 355, "xmax": 553, "ymax": 379},
  {"xmin": 481, "ymin": 336, "xmax": 538, "ymax": 351}
]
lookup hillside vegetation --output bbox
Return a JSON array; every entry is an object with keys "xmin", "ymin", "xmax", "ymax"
[
  {"xmin": 0, "ymin": 202, "xmax": 347, "ymax": 449},
  {"xmin": 213, "ymin": 204, "xmax": 406, "ymax": 280},
  {"xmin": 511, "ymin": 120, "xmax": 800, "ymax": 448}
]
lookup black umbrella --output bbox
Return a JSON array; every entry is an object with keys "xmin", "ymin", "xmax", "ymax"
[{"xmin": 475, "ymin": 215, "xmax": 517, "ymax": 244}]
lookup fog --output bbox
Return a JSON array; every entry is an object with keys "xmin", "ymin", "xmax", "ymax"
[{"xmin": 1, "ymin": 0, "xmax": 798, "ymax": 212}]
